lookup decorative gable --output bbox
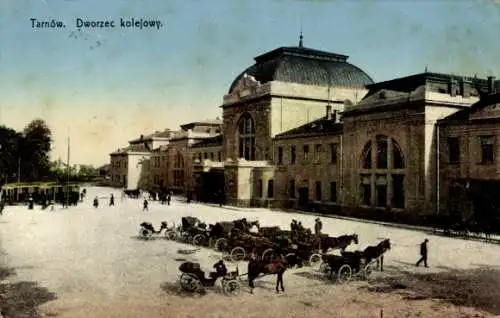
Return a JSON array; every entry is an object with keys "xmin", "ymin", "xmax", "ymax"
[{"xmin": 230, "ymin": 73, "xmax": 261, "ymax": 98}]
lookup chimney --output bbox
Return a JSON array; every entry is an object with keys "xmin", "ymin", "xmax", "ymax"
[
  {"xmin": 326, "ymin": 104, "xmax": 332, "ymax": 119},
  {"xmin": 488, "ymin": 76, "xmax": 496, "ymax": 94},
  {"xmin": 333, "ymin": 110, "xmax": 338, "ymax": 123}
]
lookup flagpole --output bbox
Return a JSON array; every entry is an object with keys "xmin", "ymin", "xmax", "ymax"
[{"xmin": 65, "ymin": 130, "xmax": 70, "ymax": 208}]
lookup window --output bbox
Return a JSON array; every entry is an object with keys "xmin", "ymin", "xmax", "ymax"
[
  {"xmin": 218, "ymin": 152, "xmax": 222, "ymax": 162},
  {"xmin": 290, "ymin": 145, "xmax": 296, "ymax": 164},
  {"xmin": 362, "ymin": 141, "xmax": 372, "ymax": 169},
  {"xmin": 376, "ymin": 136, "xmax": 388, "ymax": 169},
  {"xmin": 392, "ymin": 175, "xmax": 405, "ymax": 208},
  {"xmin": 480, "ymin": 136, "xmax": 495, "ymax": 164},
  {"xmin": 359, "ymin": 136, "xmax": 405, "ymax": 208},
  {"xmin": 238, "ymin": 113, "xmax": 256, "ymax": 160},
  {"xmin": 447, "ymin": 137, "xmax": 460, "ymax": 164},
  {"xmin": 257, "ymin": 179, "xmax": 263, "ymax": 198},
  {"xmin": 330, "ymin": 182, "xmax": 337, "ymax": 202},
  {"xmin": 267, "ymin": 180, "xmax": 274, "ymax": 198},
  {"xmin": 198, "ymin": 153, "xmax": 202, "ymax": 161},
  {"xmin": 210, "ymin": 152, "xmax": 214, "ymax": 161},
  {"xmin": 277, "ymin": 147, "xmax": 283, "ymax": 165},
  {"xmin": 314, "ymin": 144, "xmax": 322, "ymax": 162},
  {"xmin": 204, "ymin": 153, "xmax": 208, "ymax": 159},
  {"xmin": 289, "ymin": 180, "xmax": 296, "ymax": 198},
  {"xmin": 330, "ymin": 143, "xmax": 338, "ymax": 164},
  {"xmin": 360, "ymin": 175, "xmax": 371, "ymax": 205},
  {"xmin": 303, "ymin": 145, "xmax": 309, "ymax": 161},
  {"xmin": 315, "ymin": 181, "xmax": 322, "ymax": 201}
]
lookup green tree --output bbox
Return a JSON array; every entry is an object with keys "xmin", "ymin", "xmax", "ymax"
[
  {"xmin": 21, "ymin": 119, "xmax": 52, "ymax": 181},
  {"xmin": 0, "ymin": 126, "xmax": 22, "ymax": 184}
]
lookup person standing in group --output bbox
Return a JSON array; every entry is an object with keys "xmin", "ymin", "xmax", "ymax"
[
  {"xmin": 416, "ymin": 238, "xmax": 429, "ymax": 268},
  {"xmin": 143, "ymin": 199, "xmax": 149, "ymax": 211},
  {"xmin": 314, "ymin": 218, "xmax": 323, "ymax": 236},
  {"xmin": 167, "ymin": 191, "xmax": 172, "ymax": 206},
  {"xmin": 109, "ymin": 194, "xmax": 114, "ymax": 206}
]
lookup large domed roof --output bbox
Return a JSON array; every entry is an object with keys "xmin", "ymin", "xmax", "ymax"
[{"xmin": 228, "ymin": 45, "xmax": 374, "ymax": 94}]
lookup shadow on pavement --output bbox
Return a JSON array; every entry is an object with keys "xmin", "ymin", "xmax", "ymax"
[
  {"xmin": 0, "ymin": 266, "xmax": 57, "ymax": 318},
  {"xmin": 360, "ymin": 267, "xmax": 500, "ymax": 315}
]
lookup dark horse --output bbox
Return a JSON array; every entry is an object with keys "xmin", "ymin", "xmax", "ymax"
[
  {"xmin": 247, "ymin": 254, "xmax": 298, "ymax": 294},
  {"xmin": 317, "ymin": 234, "xmax": 359, "ymax": 254},
  {"xmin": 124, "ymin": 189, "xmax": 140, "ymax": 199},
  {"xmin": 363, "ymin": 238, "xmax": 391, "ymax": 271}
]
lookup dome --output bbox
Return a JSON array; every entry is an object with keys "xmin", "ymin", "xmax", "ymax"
[{"xmin": 228, "ymin": 46, "xmax": 374, "ymax": 94}]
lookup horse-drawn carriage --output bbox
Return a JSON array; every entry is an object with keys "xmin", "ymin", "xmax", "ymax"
[
  {"xmin": 178, "ymin": 260, "xmax": 241, "ymax": 295},
  {"xmin": 170, "ymin": 216, "xmax": 211, "ymax": 245},
  {"xmin": 318, "ymin": 238, "xmax": 391, "ymax": 283},
  {"xmin": 222, "ymin": 231, "xmax": 286, "ymax": 262},
  {"xmin": 138, "ymin": 221, "xmax": 175, "ymax": 239}
]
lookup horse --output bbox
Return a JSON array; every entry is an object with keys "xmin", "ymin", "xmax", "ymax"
[
  {"xmin": 246, "ymin": 254, "xmax": 298, "ymax": 294},
  {"xmin": 363, "ymin": 238, "xmax": 391, "ymax": 271},
  {"xmin": 317, "ymin": 234, "xmax": 359, "ymax": 254}
]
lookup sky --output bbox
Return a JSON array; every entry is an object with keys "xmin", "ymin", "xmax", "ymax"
[{"xmin": 0, "ymin": 0, "xmax": 499, "ymax": 166}]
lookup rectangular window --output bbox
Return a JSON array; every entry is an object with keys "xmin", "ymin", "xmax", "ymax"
[
  {"xmin": 291, "ymin": 145, "xmax": 296, "ymax": 164},
  {"xmin": 376, "ymin": 138, "xmax": 388, "ymax": 169},
  {"xmin": 330, "ymin": 143, "xmax": 338, "ymax": 164},
  {"xmin": 257, "ymin": 179, "xmax": 263, "ymax": 198},
  {"xmin": 480, "ymin": 135, "xmax": 495, "ymax": 164},
  {"xmin": 360, "ymin": 175, "xmax": 371, "ymax": 205},
  {"xmin": 210, "ymin": 152, "xmax": 214, "ymax": 161},
  {"xmin": 314, "ymin": 144, "xmax": 322, "ymax": 162},
  {"xmin": 392, "ymin": 174, "xmax": 405, "ymax": 209},
  {"xmin": 330, "ymin": 182, "xmax": 337, "ymax": 202},
  {"xmin": 218, "ymin": 152, "xmax": 222, "ymax": 162},
  {"xmin": 375, "ymin": 174, "xmax": 388, "ymax": 207},
  {"xmin": 315, "ymin": 181, "xmax": 322, "ymax": 201},
  {"xmin": 204, "ymin": 153, "xmax": 208, "ymax": 159},
  {"xmin": 447, "ymin": 137, "xmax": 460, "ymax": 164},
  {"xmin": 303, "ymin": 145, "xmax": 309, "ymax": 161},
  {"xmin": 289, "ymin": 179, "xmax": 296, "ymax": 198},
  {"xmin": 267, "ymin": 180, "xmax": 274, "ymax": 198},
  {"xmin": 277, "ymin": 146, "xmax": 283, "ymax": 165}
]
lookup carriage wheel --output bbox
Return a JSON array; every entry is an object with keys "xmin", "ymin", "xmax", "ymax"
[
  {"xmin": 230, "ymin": 247, "xmax": 246, "ymax": 262},
  {"xmin": 180, "ymin": 273, "xmax": 201, "ymax": 292},
  {"xmin": 337, "ymin": 264, "xmax": 352, "ymax": 283},
  {"xmin": 223, "ymin": 279, "xmax": 241, "ymax": 296},
  {"xmin": 309, "ymin": 254, "xmax": 322, "ymax": 268},
  {"xmin": 319, "ymin": 262, "xmax": 331, "ymax": 274},
  {"xmin": 362, "ymin": 263, "xmax": 373, "ymax": 280},
  {"xmin": 139, "ymin": 229, "xmax": 152, "ymax": 239},
  {"xmin": 214, "ymin": 238, "xmax": 228, "ymax": 252},
  {"xmin": 192, "ymin": 234, "xmax": 206, "ymax": 246},
  {"xmin": 165, "ymin": 230, "xmax": 177, "ymax": 240},
  {"xmin": 262, "ymin": 248, "xmax": 274, "ymax": 262}
]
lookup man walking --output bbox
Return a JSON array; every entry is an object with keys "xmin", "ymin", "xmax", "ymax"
[
  {"xmin": 109, "ymin": 194, "xmax": 115, "ymax": 206},
  {"xmin": 416, "ymin": 238, "xmax": 429, "ymax": 267},
  {"xmin": 143, "ymin": 199, "xmax": 149, "ymax": 212}
]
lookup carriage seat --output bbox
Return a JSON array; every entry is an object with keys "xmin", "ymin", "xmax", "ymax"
[{"xmin": 179, "ymin": 262, "xmax": 206, "ymax": 279}]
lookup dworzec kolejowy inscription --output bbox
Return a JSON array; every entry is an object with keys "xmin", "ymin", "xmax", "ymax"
[{"xmin": 75, "ymin": 18, "xmax": 163, "ymax": 29}]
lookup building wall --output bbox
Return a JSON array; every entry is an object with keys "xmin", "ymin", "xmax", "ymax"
[
  {"xmin": 166, "ymin": 139, "xmax": 190, "ymax": 193},
  {"xmin": 126, "ymin": 153, "xmax": 150, "ymax": 190},
  {"xmin": 223, "ymin": 81, "xmax": 367, "ymax": 163},
  {"xmin": 110, "ymin": 154, "xmax": 128, "ymax": 188},
  {"xmin": 273, "ymin": 134, "xmax": 342, "ymax": 209},
  {"xmin": 149, "ymin": 149, "xmax": 168, "ymax": 189}
]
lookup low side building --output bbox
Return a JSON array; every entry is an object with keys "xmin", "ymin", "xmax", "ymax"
[{"xmin": 437, "ymin": 90, "xmax": 500, "ymax": 223}]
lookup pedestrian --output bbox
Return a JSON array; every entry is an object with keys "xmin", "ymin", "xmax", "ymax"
[
  {"xmin": 416, "ymin": 238, "xmax": 429, "ymax": 268},
  {"xmin": 143, "ymin": 199, "xmax": 149, "ymax": 211},
  {"xmin": 28, "ymin": 195, "xmax": 34, "ymax": 210},
  {"xmin": 314, "ymin": 218, "xmax": 323, "ymax": 236},
  {"xmin": 167, "ymin": 191, "xmax": 171, "ymax": 206},
  {"xmin": 93, "ymin": 196, "xmax": 99, "ymax": 209},
  {"xmin": 109, "ymin": 194, "xmax": 114, "ymax": 206}
]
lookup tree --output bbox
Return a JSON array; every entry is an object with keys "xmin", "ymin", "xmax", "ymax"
[
  {"xmin": 21, "ymin": 119, "xmax": 52, "ymax": 181},
  {"xmin": 0, "ymin": 126, "xmax": 22, "ymax": 184}
]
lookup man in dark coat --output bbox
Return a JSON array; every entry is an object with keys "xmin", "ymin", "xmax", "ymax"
[
  {"xmin": 109, "ymin": 194, "xmax": 115, "ymax": 206},
  {"xmin": 143, "ymin": 199, "xmax": 149, "ymax": 211},
  {"xmin": 314, "ymin": 218, "xmax": 323, "ymax": 236},
  {"xmin": 416, "ymin": 238, "xmax": 429, "ymax": 267}
]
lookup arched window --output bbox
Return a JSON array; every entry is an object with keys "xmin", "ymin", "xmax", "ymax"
[
  {"xmin": 359, "ymin": 135, "xmax": 406, "ymax": 209},
  {"xmin": 237, "ymin": 113, "xmax": 256, "ymax": 160},
  {"xmin": 173, "ymin": 152, "xmax": 184, "ymax": 188}
]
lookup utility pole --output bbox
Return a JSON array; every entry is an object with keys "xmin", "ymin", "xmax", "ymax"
[{"xmin": 65, "ymin": 134, "xmax": 70, "ymax": 208}]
